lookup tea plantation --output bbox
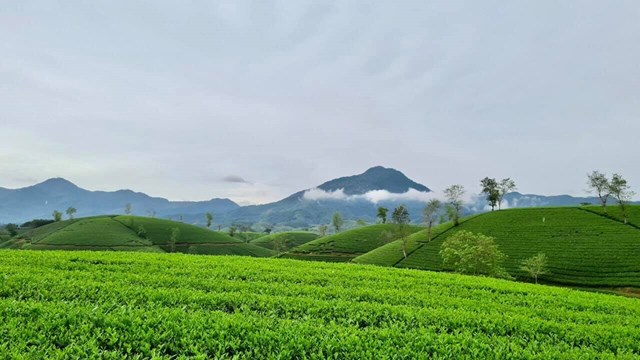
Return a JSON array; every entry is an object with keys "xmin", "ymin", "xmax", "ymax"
[{"xmin": 0, "ymin": 250, "xmax": 639, "ymax": 358}]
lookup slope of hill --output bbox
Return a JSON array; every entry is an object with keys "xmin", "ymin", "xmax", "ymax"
[
  {"xmin": 316, "ymin": 165, "xmax": 430, "ymax": 195},
  {"xmin": 2, "ymin": 216, "xmax": 274, "ymax": 257},
  {"xmin": 356, "ymin": 207, "xmax": 640, "ymax": 287},
  {"xmin": 1, "ymin": 250, "xmax": 639, "ymax": 358},
  {"xmin": 284, "ymin": 224, "xmax": 423, "ymax": 262},
  {"xmin": 250, "ymin": 232, "xmax": 319, "ymax": 250}
]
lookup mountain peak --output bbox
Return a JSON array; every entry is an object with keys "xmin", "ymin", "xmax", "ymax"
[
  {"xmin": 317, "ymin": 167, "xmax": 430, "ymax": 195},
  {"xmin": 31, "ymin": 177, "xmax": 80, "ymax": 192}
]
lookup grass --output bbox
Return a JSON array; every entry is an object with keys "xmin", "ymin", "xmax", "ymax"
[
  {"xmin": 6, "ymin": 216, "xmax": 274, "ymax": 258},
  {"xmin": 394, "ymin": 207, "xmax": 640, "ymax": 287},
  {"xmin": 232, "ymin": 232, "xmax": 266, "ymax": 242},
  {"xmin": 0, "ymin": 250, "xmax": 639, "ymax": 358},
  {"xmin": 250, "ymin": 232, "xmax": 319, "ymax": 250},
  {"xmin": 286, "ymin": 224, "xmax": 423, "ymax": 262},
  {"xmin": 114, "ymin": 216, "xmax": 241, "ymax": 245}
]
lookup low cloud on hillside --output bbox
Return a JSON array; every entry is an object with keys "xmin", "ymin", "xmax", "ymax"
[{"xmin": 302, "ymin": 188, "xmax": 439, "ymax": 203}]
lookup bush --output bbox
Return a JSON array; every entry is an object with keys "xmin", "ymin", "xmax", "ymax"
[{"xmin": 440, "ymin": 230, "xmax": 509, "ymax": 278}]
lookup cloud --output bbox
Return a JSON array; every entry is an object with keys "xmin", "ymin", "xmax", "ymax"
[
  {"xmin": 302, "ymin": 188, "xmax": 440, "ymax": 203},
  {"xmin": 221, "ymin": 175, "xmax": 252, "ymax": 184}
]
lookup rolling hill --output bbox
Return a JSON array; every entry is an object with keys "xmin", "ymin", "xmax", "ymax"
[
  {"xmin": 1, "ymin": 216, "xmax": 274, "ymax": 257},
  {"xmin": 250, "ymin": 231, "xmax": 320, "ymax": 250},
  {"xmin": 283, "ymin": 224, "xmax": 423, "ymax": 262},
  {"xmin": 356, "ymin": 207, "xmax": 640, "ymax": 287},
  {"xmin": 1, "ymin": 250, "xmax": 638, "ymax": 358}
]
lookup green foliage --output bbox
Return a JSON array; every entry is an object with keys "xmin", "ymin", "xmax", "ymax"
[
  {"xmin": 440, "ymin": 230, "xmax": 508, "ymax": 278},
  {"xmin": 609, "ymin": 173, "xmax": 635, "ymax": 224},
  {"xmin": 65, "ymin": 206, "xmax": 77, "ymax": 220},
  {"xmin": 480, "ymin": 177, "xmax": 500, "ymax": 211},
  {"xmin": 136, "ymin": 225, "xmax": 147, "ymax": 239},
  {"xmin": 376, "ymin": 206, "xmax": 388, "ymax": 224},
  {"xmin": 0, "ymin": 250, "xmax": 639, "ymax": 358},
  {"xmin": 169, "ymin": 227, "xmax": 179, "ymax": 253},
  {"xmin": 52, "ymin": 210, "xmax": 63, "ymax": 222},
  {"xmin": 520, "ymin": 253, "xmax": 548, "ymax": 284},
  {"xmin": 398, "ymin": 207, "xmax": 640, "ymax": 287},
  {"xmin": 205, "ymin": 212, "xmax": 213, "ymax": 228},
  {"xmin": 229, "ymin": 226, "xmax": 237, "ymax": 237},
  {"xmin": 587, "ymin": 170, "xmax": 611, "ymax": 213},
  {"xmin": 317, "ymin": 225, "xmax": 327, "ymax": 237},
  {"xmin": 444, "ymin": 185, "xmax": 465, "ymax": 226},
  {"xmin": 5, "ymin": 224, "xmax": 18, "ymax": 237},
  {"xmin": 9, "ymin": 216, "xmax": 272, "ymax": 257},
  {"xmin": 289, "ymin": 224, "xmax": 422, "ymax": 262},
  {"xmin": 423, "ymin": 199, "xmax": 441, "ymax": 242},
  {"xmin": 331, "ymin": 212, "xmax": 344, "ymax": 233},
  {"xmin": 250, "ymin": 232, "xmax": 319, "ymax": 251}
]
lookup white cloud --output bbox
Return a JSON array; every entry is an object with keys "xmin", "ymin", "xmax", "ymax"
[{"xmin": 302, "ymin": 188, "xmax": 440, "ymax": 203}]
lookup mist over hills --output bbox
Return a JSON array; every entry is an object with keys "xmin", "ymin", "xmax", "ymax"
[{"xmin": 0, "ymin": 166, "xmax": 615, "ymax": 226}]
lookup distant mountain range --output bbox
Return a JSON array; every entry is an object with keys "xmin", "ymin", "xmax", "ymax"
[{"xmin": 0, "ymin": 166, "xmax": 626, "ymax": 226}]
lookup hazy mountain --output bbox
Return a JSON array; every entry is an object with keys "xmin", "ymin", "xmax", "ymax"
[
  {"xmin": 1, "ymin": 167, "xmax": 631, "ymax": 227},
  {"xmin": 0, "ymin": 178, "xmax": 239, "ymax": 224}
]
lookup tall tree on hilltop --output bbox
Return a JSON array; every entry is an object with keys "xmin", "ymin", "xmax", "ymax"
[
  {"xmin": 331, "ymin": 212, "xmax": 344, "ymax": 233},
  {"xmin": 65, "ymin": 207, "xmax": 77, "ymax": 220},
  {"xmin": 124, "ymin": 203, "xmax": 132, "ymax": 215},
  {"xmin": 498, "ymin": 178, "xmax": 516, "ymax": 210},
  {"xmin": 205, "ymin": 212, "xmax": 213, "ymax": 229},
  {"xmin": 52, "ymin": 210, "xmax": 63, "ymax": 222},
  {"xmin": 444, "ymin": 185, "xmax": 465, "ymax": 226},
  {"xmin": 609, "ymin": 173, "xmax": 635, "ymax": 224},
  {"xmin": 587, "ymin": 171, "xmax": 611, "ymax": 214},
  {"xmin": 392, "ymin": 205, "xmax": 411, "ymax": 258},
  {"xmin": 480, "ymin": 177, "xmax": 500, "ymax": 211},
  {"xmin": 376, "ymin": 207, "xmax": 388, "ymax": 224},
  {"xmin": 423, "ymin": 199, "xmax": 441, "ymax": 242}
]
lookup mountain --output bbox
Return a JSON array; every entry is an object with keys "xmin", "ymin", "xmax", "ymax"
[
  {"xmin": 2, "ymin": 167, "xmax": 633, "ymax": 227},
  {"xmin": 0, "ymin": 178, "xmax": 239, "ymax": 224},
  {"xmin": 317, "ymin": 166, "xmax": 430, "ymax": 195},
  {"xmin": 214, "ymin": 166, "xmax": 432, "ymax": 227}
]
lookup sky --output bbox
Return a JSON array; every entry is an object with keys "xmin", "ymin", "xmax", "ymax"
[{"xmin": 1, "ymin": 1, "xmax": 639, "ymax": 205}]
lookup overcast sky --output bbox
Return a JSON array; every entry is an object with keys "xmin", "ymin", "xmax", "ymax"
[{"xmin": 2, "ymin": 1, "xmax": 639, "ymax": 204}]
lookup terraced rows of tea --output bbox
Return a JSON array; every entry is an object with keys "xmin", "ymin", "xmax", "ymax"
[
  {"xmin": 393, "ymin": 208, "xmax": 640, "ymax": 286},
  {"xmin": 284, "ymin": 224, "xmax": 422, "ymax": 262},
  {"xmin": 1, "ymin": 250, "xmax": 639, "ymax": 358},
  {"xmin": 0, "ymin": 216, "xmax": 274, "ymax": 257}
]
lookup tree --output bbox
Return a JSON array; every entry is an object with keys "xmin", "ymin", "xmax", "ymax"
[
  {"xmin": 52, "ymin": 210, "xmax": 63, "ymax": 222},
  {"xmin": 587, "ymin": 171, "xmax": 611, "ymax": 214},
  {"xmin": 228, "ymin": 226, "xmax": 237, "ymax": 237},
  {"xmin": 318, "ymin": 225, "xmax": 328, "ymax": 237},
  {"xmin": 440, "ymin": 230, "xmax": 508, "ymax": 278},
  {"xmin": 392, "ymin": 205, "xmax": 411, "ymax": 258},
  {"xmin": 444, "ymin": 185, "xmax": 465, "ymax": 226},
  {"xmin": 65, "ymin": 207, "xmax": 77, "ymax": 220},
  {"xmin": 331, "ymin": 212, "xmax": 344, "ymax": 233},
  {"xmin": 205, "ymin": 212, "xmax": 213, "ymax": 229},
  {"xmin": 497, "ymin": 178, "xmax": 516, "ymax": 210},
  {"xmin": 124, "ymin": 203, "xmax": 132, "ymax": 215},
  {"xmin": 480, "ymin": 177, "xmax": 500, "ymax": 211},
  {"xmin": 422, "ymin": 199, "xmax": 441, "ymax": 242},
  {"xmin": 273, "ymin": 237, "xmax": 288, "ymax": 255},
  {"xmin": 520, "ymin": 253, "xmax": 548, "ymax": 284},
  {"xmin": 376, "ymin": 207, "xmax": 388, "ymax": 224},
  {"xmin": 609, "ymin": 173, "xmax": 635, "ymax": 224},
  {"xmin": 170, "ymin": 227, "xmax": 180, "ymax": 253},
  {"xmin": 5, "ymin": 223, "xmax": 18, "ymax": 237},
  {"xmin": 136, "ymin": 225, "xmax": 147, "ymax": 239}
]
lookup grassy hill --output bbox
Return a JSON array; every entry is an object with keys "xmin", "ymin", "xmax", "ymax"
[
  {"xmin": 284, "ymin": 224, "xmax": 422, "ymax": 262},
  {"xmin": 355, "ymin": 207, "xmax": 640, "ymax": 287},
  {"xmin": 250, "ymin": 231, "xmax": 319, "ymax": 250},
  {"xmin": 1, "ymin": 216, "xmax": 274, "ymax": 257},
  {"xmin": 1, "ymin": 250, "xmax": 639, "ymax": 358}
]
